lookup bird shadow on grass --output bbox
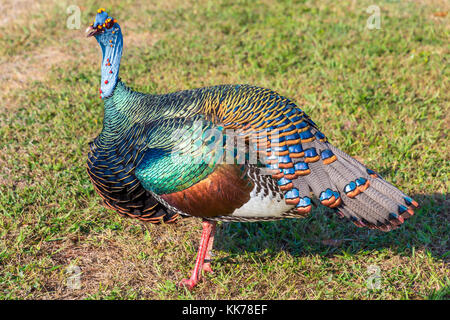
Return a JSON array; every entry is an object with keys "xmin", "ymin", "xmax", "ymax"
[{"xmin": 213, "ymin": 193, "xmax": 449, "ymax": 263}]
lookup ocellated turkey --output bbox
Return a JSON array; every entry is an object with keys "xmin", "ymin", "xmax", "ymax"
[{"xmin": 85, "ymin": 9, "xmax": 419, "ymax": 289}]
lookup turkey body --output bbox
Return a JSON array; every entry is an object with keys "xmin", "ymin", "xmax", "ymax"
[
  {"xmin": 87, "ymin": 80, "xmax": 417, "ymax": 230},
  {"xmin": 88, "ymin": 81, "xmax": 301, "ymax": 223}
]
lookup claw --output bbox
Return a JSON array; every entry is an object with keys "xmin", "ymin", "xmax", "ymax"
[
  {"xmin": 178, "ymin": 278, "xmax": 197, "ymax": 290},
  {"xmin": 202, "ymin": 262, "xmax": 213, "ymax": 273}
]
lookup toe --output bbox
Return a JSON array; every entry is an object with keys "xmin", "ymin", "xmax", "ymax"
[
  {"xmin": 178, "ymin": 278, "xmax": 196, "ymax": 290},
  {"xmin": 202, "ymin": 263, "xmax": 213, "ymax": 273}
]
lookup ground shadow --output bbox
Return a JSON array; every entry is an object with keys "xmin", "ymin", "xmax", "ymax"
[{"xmin": 213, "ymin": 193, "xmax": 449, "ymax": 262}]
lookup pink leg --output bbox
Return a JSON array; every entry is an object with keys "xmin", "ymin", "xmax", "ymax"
[
  {"xmin": 178, "ymin": 220, "xmax": 216, "ymax": 290},
  {"xmin": 202, "ymin": 222, "xmax": 216, "ymax": 273}
]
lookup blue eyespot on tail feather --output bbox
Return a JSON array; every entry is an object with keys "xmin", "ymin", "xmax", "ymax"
[{"xmin": 262, "ymin": 121, "xmax": 418, "ymax": 230}]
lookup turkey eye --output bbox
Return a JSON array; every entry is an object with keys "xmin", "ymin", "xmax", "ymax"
[{"xmin": 104, "ymin": 18, "xmax": 115, "ymax": 29}]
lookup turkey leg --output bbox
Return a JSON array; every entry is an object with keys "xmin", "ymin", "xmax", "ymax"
[
  {"xmin": 202, "ymin": 221, "xmax": 216, "ymax": 273},
  {"xmin": 178, "ymin": 219, "xmax": 216, "ymax": 289}
]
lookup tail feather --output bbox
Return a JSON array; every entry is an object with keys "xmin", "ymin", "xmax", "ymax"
[
  {"xmin": 339, "ymin": 193, "xmax": 381, "ymax": 227},
  {"xmin": 319, "ymin": 143, "xmax": 418, "ymax": 230},
  {"xmin": 240, "ymin": 96, "xmax": 418, "ymax": 230},
  {"xmin": 303, "ymin": 161, "xmax": 335, "ymax": 198},
  {"xmin": 283, "ymin": 137, "xmax": 418, "ymax": 230}
]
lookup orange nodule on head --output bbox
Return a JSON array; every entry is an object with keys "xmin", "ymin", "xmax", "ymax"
[{"xmin": 88, "ymin": 9, "xmax": 118, "ymax": 36}]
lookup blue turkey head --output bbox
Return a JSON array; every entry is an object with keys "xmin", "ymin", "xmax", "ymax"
[{"xmin": 86, "ymin": 8, "xmax": 121, "ymax": 47}]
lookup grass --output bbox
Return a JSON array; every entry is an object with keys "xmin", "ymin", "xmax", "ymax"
[{"xmin": 0, "ymin": 0, "xmax": 448, "ymax": 299}]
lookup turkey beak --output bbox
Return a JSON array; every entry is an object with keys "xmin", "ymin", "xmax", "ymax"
[{"xmin": 86, "ymin": 25, "xmax": 98, "ymax": 37}]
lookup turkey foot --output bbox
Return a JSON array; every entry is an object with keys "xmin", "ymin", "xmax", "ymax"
[
  {"xmin": 202, "ymin": 260, "xmax": 213, "ymax": 273},
  {"xmin": 178, "ymin": 220, "xmax": 216, "ymax": 290}
]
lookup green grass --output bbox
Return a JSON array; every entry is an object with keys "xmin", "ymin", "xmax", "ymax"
[{"xmin": 0, "ymin": 0, "xmax": 448, "ymax": 299}]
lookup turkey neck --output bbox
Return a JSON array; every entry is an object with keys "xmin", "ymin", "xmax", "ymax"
[
  {"xmin": 98, "ymin": 81, "xmax": 135, "ymax": 145},
  {"xmin": 98, "ymin": 25, "xmax": 123, "ymax": 99},
  {"xmin": 99, "ymin": 81, "xmax": 157, "ymax": 145}
]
